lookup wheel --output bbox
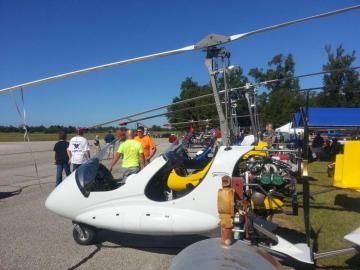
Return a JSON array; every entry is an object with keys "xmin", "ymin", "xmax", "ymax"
[{"xmin": 72, "ymin": 223, "xmax": 97, "ymax": 245}]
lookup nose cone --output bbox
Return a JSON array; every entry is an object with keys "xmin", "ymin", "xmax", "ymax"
[{"xmin": 45, "ymin": 173, "xmax": 81, "ymax": 219}]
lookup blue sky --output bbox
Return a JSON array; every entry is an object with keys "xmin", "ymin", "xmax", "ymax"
[{"xmin": 0, "ymin": 0, "xmax": 359, "ymax": 127}]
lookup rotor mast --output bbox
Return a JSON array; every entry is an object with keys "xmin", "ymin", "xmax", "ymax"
[{"xmin": 204, "ymin": 46, "xmax": 232, "ymax": 148}]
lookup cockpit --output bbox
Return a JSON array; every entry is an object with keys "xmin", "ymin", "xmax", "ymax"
[
  {"xmin": 74, "ymin": 140, "xmax": 215, "ymax": 200},
  {"xmin": 75, "ymin": 141, "xmax": 124, "ymax": 197}
]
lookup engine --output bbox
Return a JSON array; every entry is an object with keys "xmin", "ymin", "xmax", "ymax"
[{"xmin": 235, "ymin": 154, "xmax": 299, "ymax": 219}]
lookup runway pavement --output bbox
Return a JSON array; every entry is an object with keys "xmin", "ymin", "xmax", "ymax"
[{"xmin": 0, "ymin": 139, "xmax": 203, "ymax": 270}]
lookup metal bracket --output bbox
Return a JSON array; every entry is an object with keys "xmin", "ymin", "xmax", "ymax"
[{"xmin": 195, "ymin": 34, "xmax": 230, "ymax": 49}]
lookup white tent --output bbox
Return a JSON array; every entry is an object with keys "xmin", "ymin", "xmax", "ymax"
[{"xmin": 276, "ymin": 122, "xmax": 304, "ymax": 135}]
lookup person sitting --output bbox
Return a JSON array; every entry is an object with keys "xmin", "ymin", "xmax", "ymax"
[
  {"xmin": 330, "ymin": 138, "xmax": 341, "ymax": 162},
  {"xmin": 321, "ymin": 140, "xmax": 331, "ymax": 161},
  {"xmin": 263, "ymin": 123, "xmax": 276, "ymax": 146},
  {"xmin": 312, "ymin": 132, "xmax": 324, "ymax": 160}
]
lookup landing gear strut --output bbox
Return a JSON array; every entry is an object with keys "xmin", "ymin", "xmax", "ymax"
[{"xmin": 72, "ymin": 222, "xmax": 97, "ymax": 245}]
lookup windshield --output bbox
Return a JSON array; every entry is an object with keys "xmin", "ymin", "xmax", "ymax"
[
  {"xmin": 95, "ymin": 139, "xmax": 117, "ymax": 161},
  {"xmin": 75, "ymin": 157, "xmax": 100, "ymax": 197}
]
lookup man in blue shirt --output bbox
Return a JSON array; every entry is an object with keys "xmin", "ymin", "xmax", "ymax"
[
  {"xmin": 104, "ymin": 130, "xmax": 115, "ymax": 159},
  {"xmin": 53, "ymin": 131, "xmax": 70, "ymax": 186}
]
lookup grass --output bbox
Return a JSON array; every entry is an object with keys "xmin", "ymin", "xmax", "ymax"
[
  {"xmin": 0, "ymin": 132, "xmax": 101, "ymax": 142},
  {"xmin": 275, "ymin": 161, "xmax": 360, "ymax": 269},
  {"xmin": 0, "ymin": 131, "xmax": 177, "ymax": 142}
]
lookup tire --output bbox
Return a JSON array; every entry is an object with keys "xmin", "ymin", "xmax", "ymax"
[{"xmin": 72, "ymin": 223, "xmax": 97, "ymax": 245}]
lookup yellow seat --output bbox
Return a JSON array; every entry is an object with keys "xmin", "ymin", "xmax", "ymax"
[
  {"xmin": 167, "ymin": 160, "xmax": 213, "ymax": 191},
  {"xmin": 243, "ymin": 141, "xmax": 268, "ymax": 159}
]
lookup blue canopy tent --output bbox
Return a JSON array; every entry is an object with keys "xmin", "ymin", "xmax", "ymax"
[{"xmin": 293, "ymin": 107, "xmax": 360, "ymax": 128}]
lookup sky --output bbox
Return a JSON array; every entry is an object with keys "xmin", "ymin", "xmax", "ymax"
[{"xmin": 0, "ymin": 0, "xmax": 359, "ymax": 128}]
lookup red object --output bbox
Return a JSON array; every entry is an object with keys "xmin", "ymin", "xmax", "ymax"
[
  {"xmin": 214, "ymin": 128, "xmax": 221, "ymax": 139},
  {"xmin": 77, "ymin": 127, "xmax": 88, "ymax": 133},
  {"xmin": 272, "ymin": 154, "xmax": 289, "ymax": 161},
  {"xmin": 169, "ymin": 134, "xmax": 178, "ymax": 143},
  {"xmin": 231, "ymin": 177, "xmax": 244, "ymax": 200},
  {"xmin": 189, "ymin": 127, "xmax": 195, "ymax": 134}
]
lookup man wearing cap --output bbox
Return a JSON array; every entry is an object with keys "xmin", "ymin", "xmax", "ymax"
[
  {"xmin": 67, "ymin": 128, "xmax": 90, "ymax": 171},
  {"xmin": 135, "ymin": 126, "xmax": 157, "ymax": 165},
  {"xmin": 116, "ymin": 127, "xmax": 127, "ymax": 145}
]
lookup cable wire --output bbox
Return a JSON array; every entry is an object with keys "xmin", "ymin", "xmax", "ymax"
[{"xmin": 90, "ymin": 66, "xmax": 360, "ymax": 128}]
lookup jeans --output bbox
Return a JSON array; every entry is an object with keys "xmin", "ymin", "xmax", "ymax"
[
  {"xmin": 72, "ymin": 164, "xmax": 81, "ymax": 171},
  {"xmin": 56, "ymin": 163, "xmax": 71, "ymax": 186}
]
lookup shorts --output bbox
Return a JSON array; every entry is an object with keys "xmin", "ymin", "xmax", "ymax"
[{"xmin": 123, "ymin": 167, "xmax": 140, "ymax": 179}]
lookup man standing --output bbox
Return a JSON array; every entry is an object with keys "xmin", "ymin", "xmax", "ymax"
[
  {"xmin": 53, "ymin": 131, "xmax": 71, "ymax": 186},
  {"xmin": 135, "ymin": 126, "xmax": 157, "ymax": 165},
  {"xmin": 67, "ymin": 128, "xmax": 90, "ymax": 171},
  {"xmin": 109, "ymin": 129, "xmax": 145, "ymax": 179},
  {"xmin": 104, "ymin": 130, "xmax": 115, "ymax": 144},
  {"xmin": 104, "ymin": 130, "xmax": 115, "ymax": 159},
  {"xmin": 116, "ymin": 127, "xmax": 127, "ymax": 144}
]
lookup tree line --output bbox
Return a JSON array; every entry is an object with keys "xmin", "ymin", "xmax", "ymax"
[
  {"xmin": 0, "ymin": 125, "xmax": 115, "ymax": 133},
  {"xmin": 168, "ymin": 45, "xmax": 360, "ymax": 129},
  {"xmin": 0, "ymin": 124, "xmax": 171, "ymax": 134}
]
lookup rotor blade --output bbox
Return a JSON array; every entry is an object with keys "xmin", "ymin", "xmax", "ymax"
[
  {"xmin": 169, "ymin": 118, "xmax": 218, "ymax": 126},
  {"xmin": 229, "ymin": 5, "xmax": 360, "ymax": 41},
  {"xmin": 0, "ymin": 45, "xmax": 195, "ymax": 94},
  {"xmin": 115, "ymin": 103, "xmax": 216, "ymax": 127},
  {"xmin": 1, "ymin": 5, "xmax": 359, "ymax": 94}
]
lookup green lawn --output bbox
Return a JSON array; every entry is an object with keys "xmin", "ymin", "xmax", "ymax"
[
  {"xmin": 0, "ymin": 131, "xmax": 177, "ymax": 142},
  {"xmin": 275, "ymin": 161, "xmax": 360, "ymax": 269},
  {"xmin": 0, "ymin": 132, "xmax": 99, "ymax": 142}
]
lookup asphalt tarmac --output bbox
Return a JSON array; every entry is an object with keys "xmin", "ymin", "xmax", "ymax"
[{"xmin": 0, "ymin": 139, "xmax": 204, "ymax": 270}]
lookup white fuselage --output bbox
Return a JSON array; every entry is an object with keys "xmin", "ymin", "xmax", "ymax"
[{"xmin": 45, "ymin": 146, "xmax": 252, "ymax": 235}]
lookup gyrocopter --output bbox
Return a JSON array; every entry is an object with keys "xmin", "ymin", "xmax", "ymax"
[{"xmin": 1, "ymin": 4, "xmax": 360, "ymax": 270}]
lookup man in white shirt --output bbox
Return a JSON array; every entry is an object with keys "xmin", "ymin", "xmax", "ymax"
[{"xmin": 67, "ymin": 128, "xmax": 90, "ymax": 171}]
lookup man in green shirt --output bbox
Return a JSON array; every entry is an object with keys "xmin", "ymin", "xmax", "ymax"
[{"xmin": 109, "ymin": 129, "xmax": 145, "ymax": 179}]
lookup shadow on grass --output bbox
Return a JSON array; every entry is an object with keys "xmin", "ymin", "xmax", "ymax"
[
  {"xmin": 316, "ymin": 253, "xmax": 360, "ymax": 269},
  {"xmin": 297, "ymin": 176, "xmax": 319, "ymax": 184},
  {"xmin": 275, "ymin": 226, "xmax": 307, "ymax": 244},
  {"xmin": 334, "ymin": 194, "xmax": 360, "ymax": 214}
]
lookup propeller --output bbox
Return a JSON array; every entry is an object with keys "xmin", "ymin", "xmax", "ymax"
[{"xmin": 0, "ymin": 5, "xmax": 359, "ymax": 94}]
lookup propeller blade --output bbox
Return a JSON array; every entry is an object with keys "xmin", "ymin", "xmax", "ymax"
[
  {"xmin": 1, "ymin": 5, "xmax": 359, "ymax": 94},
  {"xmin": 0, "ymin": 45, "xmax": 195, "ymax": 94},
  {"xmin": 229, "ymin": 4, "xmax": 360, "ymax": 42}
]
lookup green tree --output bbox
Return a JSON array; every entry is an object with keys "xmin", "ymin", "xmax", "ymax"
[
  {"xmin": 315, "ymin": 45, "xmax": 360, "ymax": 107},
  {"xmin": 168, "ymin": 67, "xmax": 250, "ymax": 131},
  {"xmin": 167, "ymin": 77, "xmax": 218, "ymax": 130},
  {"xmin": 249, "ymin": 54, "xmax": 304, "ymax": 127},
  {"xmin": 221, "ymin": 67, "xmax": 250, "ymax": 127}
]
